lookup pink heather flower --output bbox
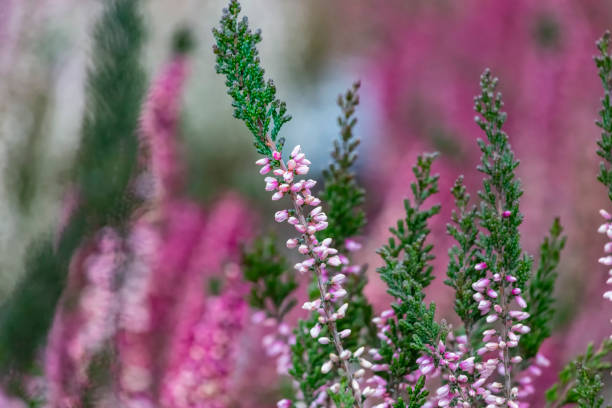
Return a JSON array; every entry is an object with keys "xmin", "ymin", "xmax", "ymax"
[
  {"xmin": 277, "ymin": 399, "xmax": 292, "ymax": 408},
  {"xmin": 161, "ymin": 266, "xmax": 248, "ymax": 408},
  {"xmin": 45, "ymin": 228, "xmax": 122, "ymax": 406},
  {"xmin": 140, "ymin": 54, "xmax": 190, "ymax": 202},
  {"xmin": 0, "ymin": 388, "xmax": 25, "ymax": 408}
]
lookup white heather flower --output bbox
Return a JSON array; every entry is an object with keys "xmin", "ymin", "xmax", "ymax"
[
  {"xmin": 321, "ymin": 361, "xmax": 333, "ymax": 374},
  {"xmin": 309, "ymin": 324, "xmax": 321, "ymax": 338}
]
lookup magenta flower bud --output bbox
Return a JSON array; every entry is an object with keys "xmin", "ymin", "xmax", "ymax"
[
  {"xmin": 475, "ymin": 262, "xmax": 488, "ymax": 271},
  {"xmin": 310, "ymin": 324, "xmax": 321, "ymax": 338},
  {"xmin": 502, "ymin": 210, "xmax": 512, "ymax": 218},
  {"xmin": 599, "ymin": 256, "xmax": 612, "ymax": 266},
  {"xmin": 286, "ymin": 238, "xmax": 298, "ymax": 248},
  {"xmin": 515, "ymin": 295, "xmax": 527, "ymax": 308},
  {"xmin": 283, "ymin": 171, "xmax": 294, "ymax": 183},
  {"xmin": 318, "ymin": 337, "xmax": 331, "ymax": 345},
  {"xmin": 273, "ymin": 168, "xmax": 284, "ymax": 176},
  {"xmin": 477, "ymin": 300, "xmax": 491, "ymax": 311},
  {"xmin": 259, "ymin": 164, "xmax": 272, "ymax": 174},
  {"xmin": 290, "ymin": 145, "xmax": 301, "ymax": 157},
  {"xmin": 332, "ymin": 274, "xmax": 346, "ymax": 284},
  {"xmin": 255, "ymin": 157, "xmax": 269, "ymax": 166},
  {"xmin": 486, "ymin": 288, "xmax": 498, "ymax": 298},
  {"xmin": 271, "ymin": 191, "xmax": 283, "ymax": 200},
  {"xmin": 506, "ymin": 274, "xmax": 517, "ymax": 282},
  {"xmin": 272, "ymin": 150, "xmax": 282, "ymax": 160},
  {"xmin": 332, "ymin": 288, "xmax": 347, "ymax": 299},
  {"xmin": 290, "ymin": 181, "xmax": 303, "ymax": 192},
  {"xmin": 277, "ymin": 399, "xmax": 292, "ymax": 408},
  {"xmin": 286, "ymin": 159, "xmax": 296, "ymax": 171},
  {"xmin": 339, "ymin": 329, "xmax": 351, "ymax": 338},
  {"xmin": 472, "ymin": 278, "xmax": 489, "ymax": 292},
  {"xmin": 509, "ymin": 310, "xmax": 530, "ymax": 321},
  {"xmin": 511, "ymin": 287, "xmax": 521, "ymax": 295},
  {"xmin": 327, "ymin": 256, "xmax": 342, "ymax": 267},
  {"xmin": 311, "ymin": 197, "xmax": 322, "ymax": 206},
  {"xmin": 310, "ymin": 206, "xmax": 323, "ymax": 216},
  {"xmin": 486, "ymin": 314, "xmax": 498, "ymax": 323},
  {"xmin": 601, "ymin": 209, "xmax": 612, "ymax": 220},
  {"xmin": 298, "ymin": 245, "xmax": 309, "ymax": 254},
  {"xmin": 512, "ymin": 324, "xmax": 531, "ymax": 334},
  {"xmin": 275, "ymin": 210, "xmax": 289, "ymax": 222}
]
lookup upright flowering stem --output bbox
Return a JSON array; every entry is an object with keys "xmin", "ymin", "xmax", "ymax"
[
  {"xmin": 259, "ymin": 135, "xmax": 363, "ymax": 406},
  {"xmin": 470, "ymin": 69, "xmax": 533, "ymax": 406}
]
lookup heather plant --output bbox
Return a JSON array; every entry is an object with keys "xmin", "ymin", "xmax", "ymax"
[
  {"xmin": 0, "ymin": 0, "xmax": 146, "ymax": 384},
  {"xmin": 214, "ymin": 1, "xmax": 612, "ymax": 407},
  {"xmin": 2, "ymin": 1, "xmax": 612, "ymax": 407}
]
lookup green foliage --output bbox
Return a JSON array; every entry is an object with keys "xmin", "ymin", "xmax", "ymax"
[
  {"xmin": 319, "ymin": 81, "xmax": 366, "ymax": 247},
  {"xmin": 212, "ymin": 0, "xmax": 291, "ymax": 156},
  {"xmin": 474, "ymin": 69, "xmax": 533, "ymax": 288},
  {"xmin": 76, "ymin": 0, "xmax": 146, "ymax": 228},
  {"xmin": 242, "ymin": 234, "xmax": 297, "ymax": 320},
  {"xmin": 318, "ymin": 81, "xmax": 375, "ymax": 347},
  {"xmin": 0, "ymin": 0, "xmax": 145, "ymax": 375},
  {"xmin": 546, "ymin": 339, "xmax": 612, "ymax": 408},
  {"xmin": 521, "ymin": 218, "xmax": 566, "ymax": 360},
  {"xmin": 445, "ymin": 175, "xmax": 482, "ymax": 333},
  {"xmin": 376, "ymin": 153, "xmax": 442, "ymax": 397},
  {"xmin": 595, "ymin": 31, "xmax": 612, "ymax": 200},
  {"xmin": 393, "ymin": 376, "xmax": 429, "ymax": 408},
  {"xmin": 378, "ymin": 153, "xmax": 440, "ymax": 292}
]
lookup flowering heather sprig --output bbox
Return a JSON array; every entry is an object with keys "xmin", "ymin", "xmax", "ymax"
[
  {"xmin": 373, "ymin": 153, "xmax": 442, "ymax": 405},
  {"xmin": 214, "ymin": 3, "xmax": 367, "ymax": 405},
  {"xmin": 470, "ymin": 69, "xmax": 533, "ymax": 405},
  {"xmin": 256, "ymin": 145, "xmax": 363, "ymax": 406},
  {"xmin": 596, "ymin": 31, "xmax": 612, "ymax": 337},
  {"xmin": 45, "ymin": 228, "xmax": 122, "ymax": 406}
]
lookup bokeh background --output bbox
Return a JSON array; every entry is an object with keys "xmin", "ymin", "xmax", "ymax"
[{"xmin": 2, "ymin": 0, "xmax": 612, "ymax": 405}]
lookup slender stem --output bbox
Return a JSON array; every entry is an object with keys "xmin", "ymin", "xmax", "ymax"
[{"xmin": 265, "ymin": 135, "xmax": 363, "ymax": 408}]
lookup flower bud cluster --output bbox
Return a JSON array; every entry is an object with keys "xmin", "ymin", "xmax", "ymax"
[
  {"xmin": 256, "ymin": 144, "xmax": 365, "ymax": 407},
  {"xmin": 597, "ymin": 209, "xmax": 612, "ymax": 337},
  {"xmin": 462, "ymin": 262, "xmax": 530, "ymax": 406}
]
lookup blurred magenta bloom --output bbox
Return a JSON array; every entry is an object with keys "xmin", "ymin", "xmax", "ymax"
[{"xmin": 45, "ymin": 228, "xmax": 122, "ymax": 406}]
